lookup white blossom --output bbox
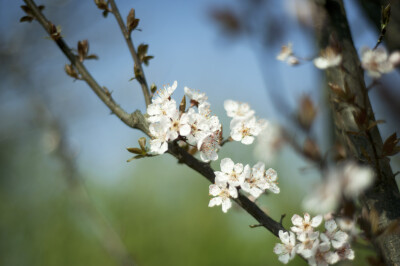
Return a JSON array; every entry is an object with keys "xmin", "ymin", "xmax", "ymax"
[
  {"xmin": 320, "ymin": 220, "xmax": 349, "ymax": 249},
  {"xmin": 264, "ymin": 168, "xmax": 280, "ymax": 194},
  {"xmin": 274, "ymin": 230, "xmax": 297, "ymax": 264},
  {"xmin": 361, "ymin": 47, "xmax": 400, "ymax": 78},
  {"xmin": 307, "ymin": 241, "xmax": 340, "ymax": 266},
  {"xmin": 277, "ymin": 43, "xmax": 294, "ymax": 61},
  {"xmin": 224, "ymin": 100, "xmax": 255, "ymax": 120},
  {"xmin": 336, "ymin": 243, "xmax": 355, "ymax": 261},
  {"xmin": 180, "ymin": 108, "xmax": 210, "ymax": 145},
  {"xmin": 184, "ymin": 86, "xmax": 208, "ymax": 105},
  {"xmin": 149, "ymin": 118, "xmax": 171, "ymax": 154},
  {"xmin": 230, "ymin": 116, "xmax": 263, "ymax": 145},
  {"xmin": 277, "ymin": 43, "xmax": 300, "ymax": 65},
  {"xmin": 214, "ymin": 158, "xmax": 248, "ymax": 187},
  {"xmin": 167, "ymin": 109, "xmax": 191, "ymax": 140},
  {"xmin": 297, "ymin": 231, "xmax": 320, "ymax": 258},
  {"xmin": 313, "ymin": 47, "xmax": 342, "ymax": 69},
  {"xmin": 151, "ymin": 81, "xmax": 177, "ymax": 104},
  {"xmin": 147, "ymin": 99, "xmax": 177, "ymax": 123},
  {"xmin": 341, "ymin": 161, "xmax": 374, "ymax": 198},
  {"xmin": 336, "ymin": 217, "xmax": 358, "ymax": 238},
  {"xmin": 197, "ymin": 131, "xmax": 221, "ymax": 162},
  {"xmin": 241, "ymin": 162, "xmax": 267, "ymax": 198},
  {"xmin": 291, "ymin": 213, "xmax": 322, "ymax": 234},
  {"xmin": 208, "ymin": 182, "xmax": 238, "ymax": 213}
]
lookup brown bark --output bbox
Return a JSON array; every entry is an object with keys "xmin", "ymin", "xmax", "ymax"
[{"xmin": 311, "ymin": 1, "xmax": 400, "ymax": 265}]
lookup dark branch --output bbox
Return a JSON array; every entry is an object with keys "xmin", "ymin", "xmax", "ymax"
[{"xmin": 23, "ymin": 0, "xmax": 286, "ymax": 241}]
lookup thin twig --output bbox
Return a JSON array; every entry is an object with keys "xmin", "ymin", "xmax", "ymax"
[
  {"xmin": 23, "ymin": 0, "xmax": 286, "ymax": 239},
  {"xmin": 108, "ymin": 0, "xmax": 151, "ymax": 107}
]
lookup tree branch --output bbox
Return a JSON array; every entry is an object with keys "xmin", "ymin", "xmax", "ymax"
[
  {"xmin": 311, "ymin": 1, "xmax": 400, "ymax": 264},
  {"xmin": 108, "ymin": 0, "xmax": 151, "ymax": 107},
  {"xmin": 23, "ymin": 0, "xmax": 286, "ymax": 241}
]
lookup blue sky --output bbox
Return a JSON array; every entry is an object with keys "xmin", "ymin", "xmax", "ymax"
[{"xmin": 1, "ymin": 0, "xmax": 399, "ymax": 183}]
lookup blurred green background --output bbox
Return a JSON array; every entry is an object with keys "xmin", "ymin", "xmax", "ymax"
[{"xmin": 0, "ymin": 0, "xmax": 397, "ymax": 265}]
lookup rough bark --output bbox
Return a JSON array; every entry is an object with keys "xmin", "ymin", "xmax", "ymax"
[{"xmin": 311, "ymin": 1, "xmax": 400, "ymax": 265}]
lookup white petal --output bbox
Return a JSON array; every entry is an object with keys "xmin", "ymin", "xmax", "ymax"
[
  {"xmin": 209, "ymin": 184, "xmax": 221, "ymax": 196},
  {"xmin": 234, "ymin": 163, "xmax": 243, "ymax": 174},
  {"xmin": 242, "ymin": 135, "xmax": 254, "ymax": 145},
  {"xmin": 209, "ymin": 197, "xmax": 222, "ymax": 207},
  {"xmin": 313, "ymin": 57, "xmax": 329, "ymax": 69},
  {"xmin": 304, "ymin": 213, "xmax": 311, "ymax": 223},
  {"xmin": 231, "ymin": 131, "xmax": 243, "ymax": 141},
  {"xmin": 279, "ymin": 231, "xmax": 290, "ymax": 245},
  {"xmin": 215, "ymin": 172, "xmax": 228, "ymax": 184},
  {"xmin": 221, "ymin": 198, "xmax": 232, "ymax": 213},
  {"xmin": 179, "ymin": 124, "xmax": 191, "ymax": 136},
  {"xmin": 325, "ymin": 251, "xmax": 339, "ymax": 264},
  {"xmin": 278, "ymin": 253, "xmax": 290, "ymax": 264},
  {"xmin": 221, "ymin": 158, "xmax": 234, "ymax": 173},
  {"xmin": 274, "ymin": 243, "xmax": 285, "ymax": 255},
  {"xmin": 389, "ymin": 51, "xmax": 400, "ymax": 65},
  {"xmin": 249, "ymin": 187, "xmax": 263, "ymax": 198},
  {"xmin": 325, "ymin": 219, "xmax": 337, "ymax": 232},
  {"xmin": 291, "ymin": 214, "xmax": 303, "ymax": 226},
  {"xmin": 311, "ymin": 215, "xmax": 322, "ymax": 227},
  {"xmin": 228, "ymin": 186, "xmax": 238, "ymax": 198}
]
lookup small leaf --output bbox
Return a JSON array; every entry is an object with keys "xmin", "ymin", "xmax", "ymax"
[
  {"xmin": 352, "ymin": 108, "xmax": 368, "ymax": 130},
  {"xmin": 94, "ymin": 0, "xmax": 108, "ymax": 10},
  {"xmin": 134, "ymin": 64, "xmax": 143, "ymax": 81},
  {"xmin": 150, "ymin": 83, "xmax": 157, "ymax": 94},
  {"xmin": 20, "ymin": 5, "xmax": 33, "ymax": 16},
  {"xmin": 64, "ymin": 64, "xmax": 80, "ymax": 79},
  {"xmin": 179, "ymin": 95, "xmax": 186, "ymax": 113},
  {"xmin": 86, "ymin": 54, "xmax": 98, "ymax": 60},
  {"xmin": 367, "ymin": 119, "xmax": 385, "ymax": 131},
  {"xmin": 138, "ymin": 137, "xmax": 147, "ymax": 151},
  {"xmin": 142, "ymin": 55, "xmax": 154, "ymax": 66},
  {"xmin": 381, "ymin": 4, "xmax": 391, "ymax": 28},
  {"xmin": 382, "ymin": 132, "xmax": 400, "ymax": 157},
  {"xmin": 127, "ymin": 147, "xmax": 143, "ymax": 154},
  {"xmin": 127, "ymin": 154, "xmax": 146, "ymax": 162},
  {"xmin": 49, "ymin": 23, "xmax": 62, "ymax": 40},
  {"xmin": 20, "ymin": 16, "xmax": 34, "ymax": 23},
  {"xmin": 297, "ymin": 95, "xmax": 317, "ymax": 131},
  {"xmin": 127, "ymin": 8, "xmax": 140, "ymax": 33},
  {"xmin": 77, "ymin": 40, "xmax": 89, "ymax": 62}
]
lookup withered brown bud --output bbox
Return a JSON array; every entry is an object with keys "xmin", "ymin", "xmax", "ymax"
[{"xmin": 297, "ymin": 95, "xmax": 317, "ymax": 131}]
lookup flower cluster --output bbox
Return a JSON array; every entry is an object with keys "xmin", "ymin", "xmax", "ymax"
[
  {"xmin": 209, "ymin": 158, "xmax": 279, "ymax": 213},
  {"xmin": 274, "ymin": 213, "xmax": 354, "ymax": 265},
  {"xmin": 147, "ymin": 81, "xmax": 222, "ymax": 162},
  {"xmin": 302, "ymin": 161, "xmax": 375, "ymax": 214},
  {"xmin": 361, "ymin": 47, "xmax": 400, "ymax": 78},
  {"xmin": 224, "ymin": 100, "xmax": 266, "ymax": 145}
]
